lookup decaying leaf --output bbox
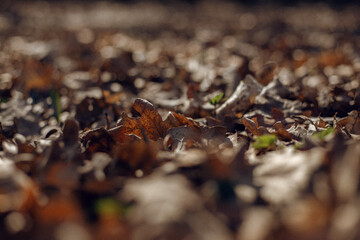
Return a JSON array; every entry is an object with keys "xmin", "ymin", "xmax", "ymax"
[
  {"xmin": 216, "ymin": 75, "xmax": 263, "ymax": 116},
  {"xmin": 113, "ymin": 140, "xmax": 159, "ymax": 174},
  {"xmin": 121, "ymin": 174, "xmax": 233, "ymax": 240},
  {"xmin": 1, "ymin": 2, "xmax": 360, "ymax": 240},
  {"xmin": 22, "ymin": 58, "xmax": 54, "ymax": 92},
  {"xmin": 273, "ymin": 121, "xmax": 293, "ymax": 141},
  {"xmin": 241, "ymin": 117, "xmax": 261, "ymax": 136},
  {"xmin": 256, "ymin": 62, "xmax": 277, "ymax": 86},
  {"xmin": 253, "ymin": 147, "xmax": 326, "ymax": 204},
  {"xmin": 110, "ymin": 99, "xmax": 191, "ymax": 142}
]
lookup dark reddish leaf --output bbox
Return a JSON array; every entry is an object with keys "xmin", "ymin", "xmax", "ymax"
[
  {"xmin": 256, "ymin": 62, "xmax": 277, "ymax": 86},
  {"xmin": 45, "ymin": 162, "xmax": 79, "ymax": 189},
  {"xmin": 82, "ymin": 127, "xmax": 118, "ymax": 156},
  {"xmin": 316, "ymin": 118, "xmax": 327, "ymax": 128},
  {"xmin": 272, "ymin": 108, "xmax": 284, "ymax": 122},
  {"xmin": 35, "ymin": 194, "xmax": 83, "ymax": 224},
  {"xmin": 274, "ymin": 121, "xmax": 293, "ymax": 141},
  {"xmin": 302, "ymin": 110, "xmax": 312, "ymax": 118},
  {"xmin": 241, "ymin": 117, "xmax": 261, "ymax": 136},
  {"xmin": 111, "ymin": 98, "xmax": 167, "ymax": 141},
  {"xmin": 113, "ymin": 140, "xmax": 159, "ymax": 173}
]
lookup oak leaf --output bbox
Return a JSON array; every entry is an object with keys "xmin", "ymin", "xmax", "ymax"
[{"xmin": 109, "ymin": 98, "xmax": 199, "ymax": 143}]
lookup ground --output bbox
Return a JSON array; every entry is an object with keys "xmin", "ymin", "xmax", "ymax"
[{"xmin": 0, "ymin": 1, "xmax": 360, "ymax": 240}]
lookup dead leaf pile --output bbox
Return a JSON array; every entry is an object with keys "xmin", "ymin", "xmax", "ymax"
[{"xmin": 1, "ymin": 1, "xmax": 360, "ymax": 240}]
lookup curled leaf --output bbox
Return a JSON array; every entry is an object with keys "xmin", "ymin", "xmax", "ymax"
[{"xmin": 241, "ymin": 117, "xmax": 261, "ymax": 136}]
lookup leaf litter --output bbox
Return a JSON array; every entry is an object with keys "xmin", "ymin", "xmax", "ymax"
[{"xmin": 1, "ymin": 1, "xmax": 360, "ymax": 240}]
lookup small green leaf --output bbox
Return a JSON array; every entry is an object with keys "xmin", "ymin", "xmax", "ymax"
[
  {"xmin": 50, "ymin": 89, "xmax": 61, "ymax": 123},
  {"xmin": 253, "ymin": 134, "xmax": 277, "ymax": 149},
  {"xmin": 95, "ymin": 197, "xmax": 122, "ymax": 216},
  {"xmin": 312, "ymin": 127, "xmax": 334, "ymax": 141},
  {"xmin": 0, "ymin": 97, "xmax": 9, "ymax": 103},
  {"xmin": 210, "ymin": 92, "xmax": 224, "ymax": 106}
]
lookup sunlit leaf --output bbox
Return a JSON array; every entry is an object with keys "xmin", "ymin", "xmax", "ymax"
[{"xmin": 210, "ymin": 92, "xmax": 224, "ymax": 106}]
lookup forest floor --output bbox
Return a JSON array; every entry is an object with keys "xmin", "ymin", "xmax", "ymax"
[{"xmin": 1, "ymin": 1, "xmax": 360, "ymax": 240}]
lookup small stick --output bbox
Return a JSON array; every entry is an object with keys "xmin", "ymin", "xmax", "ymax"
[{"xmin": 105, "ymin": 112, "xmax": 111, "ymax": 130}]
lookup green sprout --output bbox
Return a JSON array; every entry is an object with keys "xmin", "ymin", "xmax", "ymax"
[
  {"xmin": 253, "ymin": 134, "xmax": 277, "ymax": 150},
  {"xmin": 312, "ymin": 127, "xmax": 334, "ymax": 141},
  {"xmin": 210, "ymin": 92, "xmax": 224, "ymax": 106},
  {"xmin": 95, "ymin": 197, "xmax": 122, "ymax": 216},
  {"xmin": 209, "ymin": 92, "xmax": 224, "ymax": 117},
  {"xmin": 95, "ymin": 197, "xmax": 131, "ymax": 217},
  {"xmin": 50, "ymin": 88, "xmax": 61, "ymax": 123},
  {"xmin": 295, "ymin": 127, "xmax": 335, "ymax": 150}
]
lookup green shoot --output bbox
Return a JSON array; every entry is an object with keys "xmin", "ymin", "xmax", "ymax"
[
  {"xmin": 210, "ymin": 92, "xmax": 224, "ymax": 106},
  {"xmin": 50, "ymin": 88, "xmax": 61, "ymax": 123},
  {"xmin": 95, "ymin": 197, "xmax": 122, "ymax": 217},
  {"xmin": 209, "ymin": 92, "xmax": 224, "ymax": 117},
  {"xmin": 253, "ymin": 134, "xmax": 277, "ymax": 150},
  {"xmin": 312, "ymin": 127, "xmax": 334, "ymax": 141}
]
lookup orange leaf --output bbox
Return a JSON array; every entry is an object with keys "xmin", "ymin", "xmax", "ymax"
[
  {"xmin": 302, "ymin": 110, "xmax": 312, "ymax": 118},
  {"xmin": 164, "ymin": 112, "xmax": 199, "ymax": 130},
  {"xmin": 113, "ymin": 140, "xmax": 158, "ymax": 173},
  {"xmin": 23, "ymin": 58, "xmax": 54, "ymax": 91},
  {"xmin": 112, "ymin": 99, "xmax": 167, "ymax": 141},
  {"xmin": 316, "ymin": 118, "xmax": 327, "ymax": 128},
  {"xmin": 274, "ymin": 121, "xmax": 293, "ymax": 141},
  {"xmin": 35, "ymin": 194, "xmax": 83, "ymax": 224},
  {"xmin": 241, "ymin": 117, "xmax": 261, "ymax": 136},
  {"xmin": 109, "ymin": 99, "xmax": 199, "ymax": 143},
  {"xmin": 256, "ymin": 62, "xmax": 277, "ymax": 86}
]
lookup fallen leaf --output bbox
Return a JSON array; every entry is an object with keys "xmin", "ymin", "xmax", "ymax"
[
  {"xmin": 271, "ymin": 108, "xmax": 284, "ymax": 122},
  {"xmin": 256, "ymin": 62, "xmax": 277, "ymax": 86},
  {"xmin": 113, "ymin": 140, "xmax": 159, "ymax": 174},
  {"xmin": 274, "ymin": 121, "xmax": 293, "ymax": 141},
  {"xmin": 216, "ymin": 75, "xmax": 263, "ymax": 116},
  {"xmin": 241, "ymin": 117, "xmax": 261, "ymax": 136},
  {"xmin": 112, "ymin": 98, "xmax": 167, "ymax": 141},
  {"xmin": 253, "ymin": 134, "xmax": 277, "ymax": 150},
  {"xmin": 253, "ymin": 147, "xmax": 325, "ymax": 204}
]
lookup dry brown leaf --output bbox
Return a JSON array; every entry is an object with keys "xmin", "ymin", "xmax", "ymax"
[
  {"xmin": 302, "ymin": 110, "xmax": 312, "ymax": 118},
  {"xmin": 164, "ymin": 112, "xmax": 199, "ymax": 130},
  {"xmin": 108, "ymin": 99, "xmax": 199, "ymax": 143},
  {"xmin": 271, "ymin": 108, "xmax": 284, "ymax": 122},
  {"xmin": 82, "ymin": 127, "xmax": 118, "ymax": 156},
  {"xmin": 113, "ymin": 140, "xmax": 159, "ymax": 173},
  {"xmin": 112, "ymin": 98, "xmax": 167, "ymax": 141},
  {"xmin": 187, "ymin": 82, "xmax": 200, "ymax": 99},
  {"xmin": 256, "ymin": 62, "xmax": 277, "ymax": 86},
  {"xmin": 274, "ymin": 121, "xmax": 293, "ymax": 141},
  {"xmin": 23, "ymin": 58, "xmax": 54, "ymax": 91},
  {"xmin": 103, "ymin": 90, "xmax": 123, "ymax": 104},
  {"xmin": 241, "ymin": 117, "xmax": 261, "ymax": 136},
  {"xmin": 318, "ymin": 51, "xmax": 347, "ymax": 68},
  {"xmin": 216, "ymin": 75, "xmax": 263, "ymax": 116},
  {"xmin": 35, "ymin": 194, "xmax": 83, "ymax": 224},
  {"xmin": 45, "ymin": 162, "xmax": 79, "ymax": 190},
  {"xmin": 316, "ymin": 118, "xmax": 328, "ymax": 128}
]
